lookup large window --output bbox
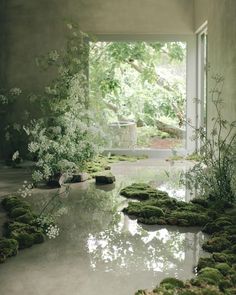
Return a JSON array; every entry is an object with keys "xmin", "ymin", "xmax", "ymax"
[{"xmin": 89, "ymin": 35, "xmax": 197, "ymax": 154}]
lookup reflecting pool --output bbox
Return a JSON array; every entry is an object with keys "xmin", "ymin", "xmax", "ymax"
[{"xmin": 0, "ymin": 159, "xmax": 208, "ymax": 295}]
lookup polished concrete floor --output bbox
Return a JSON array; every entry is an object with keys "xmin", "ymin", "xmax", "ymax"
[{"xmin": 0, "ymin": 159, "xmax": 208, "ymax": 295}]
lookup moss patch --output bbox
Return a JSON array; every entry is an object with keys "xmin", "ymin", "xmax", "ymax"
[
  {"xmin": 1, "ymin": 195, "xmax": 46, "ymax": 262},
  {"xmin": 121, "ymin": 183, "xmax": 236, "ymax": 295}
]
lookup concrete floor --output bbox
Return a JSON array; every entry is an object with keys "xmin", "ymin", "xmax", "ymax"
[{"xmin": 0, "ymin": 159, "xmax": 208, "ymax": 295}]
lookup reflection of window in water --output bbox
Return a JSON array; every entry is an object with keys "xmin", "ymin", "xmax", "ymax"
[{"xmin": 87, "ymin": 213, "xmax": 206, "ymax": 274}]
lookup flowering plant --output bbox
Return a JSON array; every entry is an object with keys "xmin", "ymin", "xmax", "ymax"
[{"xmin": 25, "ymin": 23, "xmax": 106, "ymax": 182}]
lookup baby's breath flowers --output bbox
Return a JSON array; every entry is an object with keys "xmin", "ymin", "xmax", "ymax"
[
  {"xmin": 46, "ymin": 224, "xmax": 60, "ymax": 239},
  {"xmin": 18, "ymin": 181, "xmax": 33, "ymax": 198}
]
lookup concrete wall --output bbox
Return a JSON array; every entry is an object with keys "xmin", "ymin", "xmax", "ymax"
[
  {"xmin": 1, "ymin": 0, "xmax": 195, "ymax": 91},
  {"xmin": 194, "ymin": 0, "xmax": 236, "ymax": 129}
]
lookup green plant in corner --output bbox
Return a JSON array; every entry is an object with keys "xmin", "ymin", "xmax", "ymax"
[{"xmin": 182, "ymin": 74, "xmax": 236, "ymax": 205}]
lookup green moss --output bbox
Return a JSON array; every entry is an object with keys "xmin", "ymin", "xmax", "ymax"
[
  {"xmin": 201, "ymin": 288, "xmax": 223, "ymax": 295},
  {"xmin": 202, "ymin": 222, "xmax": 221, "ymax": 234},
  {"xmin": 5, "ymin": 221, "xmax": 45, "ymax": 249},
  {"xmin": 215, "ymin": 263, "xmax": 233, "ymax": 276},
  {"xmin": 213, "ymin": 253, "xmax": 236, "ymax": 265},
  {"xmin": 191, "ymin": 267, "xmax": 223, "ymax": 286},
  {"xmin": 33, "ymin": 232, "xmax": 45, "ymax": 244},
  {"xmin": 160, "ymin": 277, "xmax": 185, "ymax": 289},
  {"xmin": 15, "ymin": 212, "xmax": 35, "ymax": 224},
  {"xmin": 11, "ymin": 231, "xmax": 34, "ymax": 249},
  {"xmin": 9, "ymin": 207, "xmax": 31, "ymax": 218},
  {"xmin": 219, "ymin": 279, "xmax": 233, "ymax": 292},
  {"xmin": 0, "ymin": 238, "xmax": 18, "ymax": 263},
  {"xmin": 197, "ymin": 257, "xmax": 215, "ymax": 271},
  {"xmin": 190, "ymin": 198, "xmax": 209, "ymax": 208},
  {"xmin": 138, "ymin": 205, "xmax": 164, "ymax": 218},
  {"xmin": 177, "ymin": 290, "xmax": 198, "ymax": 295},
  {"xmin": 202, "ymin": 237, "xmax": 232, "ymax": 253},
  {"xmin": 120, "ymin": 183, "xmax": 167, "ymax": 200},
  {"xmin": 170, "ymin": 211, "xmax": 209, "ymax": 226},
  {"xmin": 2, "ymin": 196, "xmax": 30, "ymax": 212},
  {"xmin": 224, "ymin": 288, "xmax": 236, "ymax": 295}
]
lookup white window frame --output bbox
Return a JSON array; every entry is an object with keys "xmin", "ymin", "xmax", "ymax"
[{"xmin": 196, "ymin": 22, "xmax": 208, "ymax": 151}]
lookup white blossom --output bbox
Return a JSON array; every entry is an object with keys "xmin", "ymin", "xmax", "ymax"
[{"xmin": 46, "ymin": 224, "xmax": 60, "ymax": 239}]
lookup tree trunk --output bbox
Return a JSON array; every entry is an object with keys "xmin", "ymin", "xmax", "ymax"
[{"xmin": 156, "ymin": 120, "xmax": 184, "ymax": 138}]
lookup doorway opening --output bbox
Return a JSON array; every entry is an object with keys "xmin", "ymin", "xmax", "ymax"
[{"xmin": 89, "ymin": 40, "xmax": 189, "ymax": 152}]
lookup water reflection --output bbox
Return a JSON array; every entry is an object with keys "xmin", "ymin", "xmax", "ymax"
[
  {"xmin": 86, "ymin": 212, "xmax": 206, "ymax": 276},
  {"xmin": 0, "ymin": 159, "xmax": 206, "ymax": 295}
]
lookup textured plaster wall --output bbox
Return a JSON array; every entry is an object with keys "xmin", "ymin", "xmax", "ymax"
[
  {"xmin": 1, "ymin": 0, "xmax": 194, "ymax": 91},
  {"xmin": 194, "ymin": 0, "xmax": 236, "ymax": 129}
]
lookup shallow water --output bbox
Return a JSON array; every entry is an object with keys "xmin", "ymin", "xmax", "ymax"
[{"xmin": 0, "ymin": 159, "xmax": 208, "ymax": 295}]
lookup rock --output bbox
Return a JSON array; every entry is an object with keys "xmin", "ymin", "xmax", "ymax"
[
  {"xmin": 71, "ymin": 172, "xmax": 89, "ymax": 183},
  {"xmin": 47, "ymin": 173, "xmax": 71, "ymax": 187},
  {"xmin": 95, "ymin": 171, "xmax": 116, "ymax": 184}
]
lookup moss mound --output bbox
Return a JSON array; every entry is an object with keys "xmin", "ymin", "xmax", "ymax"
[
  {"xmin": 120, "ymin": 183, "xmax": 167, "ymax": 200},
  {"xmin": 125, "ymin": 182, "xmax": 236, "ymax": 295},
  {"xmin": 1, "ymin": 195, "xmax": 46, "ymax": 262},
  {"xmin": 0, "ymin": 238, "xmax": 18, "ymax": 263},
  {"xmin": 122, "ymin": 183, "xmax": 210, "ymax": 227},
  {"xmin": 160, "ymin": 277, "xmax": 185, "ymax": 289},
  {"xmin": 202, "ymin": 237, "xmax": 232, "ymax": 253}
]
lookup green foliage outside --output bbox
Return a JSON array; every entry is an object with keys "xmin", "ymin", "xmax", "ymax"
[{"xmin": 89, "ymin": 40, "xmax": 187, "ymax": 147}]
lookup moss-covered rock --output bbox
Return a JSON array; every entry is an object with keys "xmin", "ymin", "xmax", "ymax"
[
  {"xmin": 224, "ymin": 287, "xmax": 236, "ymax": 295},
  {"xmin": 197, "ymin": 257, "xmax": 215, "ymax": 271},
  {"xmin": 191, "ymin": 267, "xmax": 223, "ymax": 286},
  {"xmin": 11, "ymin": 231, "xmax": 34, "ymax": 249},
  {"xmin": 202, "ymin": 222, "xmax": 221, "ymax": 234},
  {"xmin": 160, "ymin": 277, "xmax": 185, "ymax": 289},
  {"xmin": 138, "ymin": 205, "xmax": 164, "ymax": 218},
  {"xmin": 120, "ymin": 183, "xmax": 167, "ymax": 200},
  {"xmin": 170, "ymin": 211, "xmax": 209, "ymax": 227},
  {"xmin": 2, "ymin": 196, "xmax": 30, "ymax": 212},
  {"xmin": 191, "ymin": 198, "xmax": 209, "ymax": 208},
  {"xmin": 0, "ymin": 238, "xmax": 18, "ymax": 263},
  {"xmin": 33, "ymin": 232, "xmax": 45, "ymax": 244},
  {"xmin": 95, "ymin": 171, "xmax": 116, "ymax": 184},
  {"xmin": 215, "ymin": 263, "xmax": 233, "ymax": 276},
  {"xmin": 202, "ymin": 237, "xmax": 232, "ymax": 253},
  {"xmin": 5, "ymin": 221, "xmax": 45, "ymax": 249},
  {"xmin": 15, "ymin": 212, "xmax": 35, "ymax": 224},
  {"xmin": 219, "ymin": 279, "xmax": 234, "ymax": 292},
  {"xmin": 212, "ymin": 252, "xmax": 236, "ymax": 265},
  {"xmin": 9, "ymin": 207, "xmax": 30, "ymax": 218},
  {"xmin": 201, "ymin": 288, "xmax": 223, "ymax": 295}
]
